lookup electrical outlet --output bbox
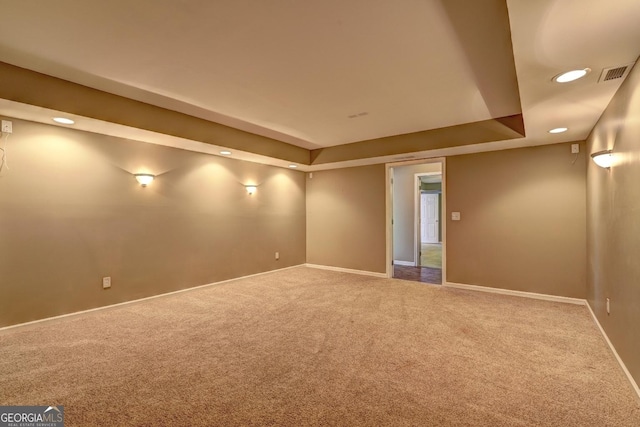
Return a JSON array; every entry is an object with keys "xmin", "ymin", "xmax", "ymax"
[
  {"xmin": 102, "ymin": 277, "xmax": 111, "ymax": 289},
  {"xmin": 1, "ymin": 120, "xmax": 12, "ymax": 134},
  {"xmin": 571, "ymin": 144, "xmax": 579, "ymax": 154},
  {"xmin": 606, "ymin": 298, "xmax": 610, "ymax": 315},
  {"xmin": 275, "ymin": 252, "xmax": 280, "ymax": 260}
]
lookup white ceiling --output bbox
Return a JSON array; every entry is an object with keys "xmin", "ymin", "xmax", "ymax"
[
  {"xmin": 0, "ymin": 0, "xmax": 639, "ymax": 168},
  {"xmin": 508, "ymin": 0, "xmax": 640, "ymax": 147}
]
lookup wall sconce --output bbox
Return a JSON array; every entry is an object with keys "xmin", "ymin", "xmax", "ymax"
[
  {"xmin": 591, "ymin": 150, "xmax": 614, "ymax": 169},
  {"xmin": 134, "ymin": 173, "xmax": 155, "ymax": 187},
  {"xmin": 245, "ymin": 185, "xmax": 257, "ymax": 195}
]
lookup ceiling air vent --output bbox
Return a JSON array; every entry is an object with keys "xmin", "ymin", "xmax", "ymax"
[{"xmin": 598, "ymin": 64, "xmax": 633, "ymax": 83}]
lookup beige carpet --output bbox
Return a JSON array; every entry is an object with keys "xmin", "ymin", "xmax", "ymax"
[{"xmin": 1, "ymin": 267, "xmax": 638, "ymax": 426}]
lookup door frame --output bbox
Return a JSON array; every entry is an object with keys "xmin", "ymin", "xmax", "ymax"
[
  {"xmin": 414, "ymin": 172, "xmax": 442, "ymax": 266},
  {"xmin": 386, "ymin": 157, "xmax": 447, "ymax": 282}
]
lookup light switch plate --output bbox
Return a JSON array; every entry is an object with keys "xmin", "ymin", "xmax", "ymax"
[
  {"xmin": 571, "ymin": 144, "xmax": 579, "ymax": 154},
  {"xmin": 451, "ymin": 212, "xmax": 461, "ymax": 221}
]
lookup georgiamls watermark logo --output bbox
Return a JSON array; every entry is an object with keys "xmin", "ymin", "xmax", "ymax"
[{"xmin": 0, "ymin": 406, "xmax": 64, "ymax": 427}]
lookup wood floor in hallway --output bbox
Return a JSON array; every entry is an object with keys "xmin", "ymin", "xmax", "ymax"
[{"xmin": 393, "ymin": 265, "xmax": 442, "ymax": 284}]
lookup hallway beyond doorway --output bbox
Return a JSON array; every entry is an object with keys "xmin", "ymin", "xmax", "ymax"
[
  {"xmin": 393, "ymin": 265, "xmax": 442, "ymax": 284},
  {"xmin": 420, "ymin": 243, "xmax": 442, "ymax": 269}
]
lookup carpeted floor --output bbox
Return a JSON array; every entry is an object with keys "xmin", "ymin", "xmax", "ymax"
[{"xmin": 1, "ymin": 267, "xmax": 639, "ymax": 426}]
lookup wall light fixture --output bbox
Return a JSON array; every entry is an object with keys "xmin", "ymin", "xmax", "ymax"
[
  {"xmin": 245, "ymin": 185, "xmax": 257, "ymax": 195},
  {"xmin": 134, "ymin": 173, "xmax": 155, "ymax": 186},
  {"xmin": 590, "ymin": 150, "xmax": 614, "ymax": 169}
]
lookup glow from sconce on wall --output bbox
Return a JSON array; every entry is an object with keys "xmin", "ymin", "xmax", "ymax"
[
  {"xmin": 220, "ymin": 150, "xmax": 232, "ymax": 155},
  {"xmin": 245, "ymin": 185, "xmax": 257, "ymax": 195},
  {"xmin": 53, "ymin": 117, "xmax": 75, "ymax": 125},
  {"xmin": 134, "ymin": 173, "xmax": 155, "ymax": 186},
  {"xmin": 288, "ymin": 164, "xmax": 298, "ymax": 168},
  {"xmin": 590, "ymin": 150, "xmax": 614, "ymax": 168}
]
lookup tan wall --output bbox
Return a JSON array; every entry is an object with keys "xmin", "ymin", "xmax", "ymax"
[
  {"xmin": 446, "ymin": 143, "xmax": 587, "ymax": 298},
  {"xmin": 0, "ymin": 118, "xmax": 306, "ymax": 327},
  {"xmin": 392, "ymin": 162, "xmax": 442, "ymax": 263},
  {"xmin": 306, "ymin": 165, "xmax": 386, "ymax": 273},
  {"xmin": 586, "ymin": 61, "xmax": 640, "ymax": 384}
]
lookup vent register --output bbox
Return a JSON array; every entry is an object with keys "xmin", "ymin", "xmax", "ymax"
[{"xmin": 598, "ymin": 64, "xmax": 634, "ymax": 82}]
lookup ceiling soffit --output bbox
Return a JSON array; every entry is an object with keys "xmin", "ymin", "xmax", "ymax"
[
  {"xmin": 0, "ymin": 53, "xmax": 523, "ymax": 167},
  {"xmin": 0, "ymin": 61, "xmax": 309, "ymax": 164},
  {"xmin": 310, "ymin": 114, "xmax": 524, "ymax": 165},
  {"xmin": 0, "ymin": 0, "xmax": 523, "ymax": 165},
  {"xmin": 0, "ymin": 0, "xmax": 521, "ymax": 150}
]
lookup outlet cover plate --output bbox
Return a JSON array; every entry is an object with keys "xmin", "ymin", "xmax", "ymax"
[{"xmin": 1, "ymin": 120, "xmax": 12, "ymax": 133}]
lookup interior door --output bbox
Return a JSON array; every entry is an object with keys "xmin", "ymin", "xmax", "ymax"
[
  {"xmin": 420, "ymin": 193, "xmax": 428, "ymax": 242},
  {"xmin": 421, "ymin": 193, "xmax": 439, "ymax": 243}
]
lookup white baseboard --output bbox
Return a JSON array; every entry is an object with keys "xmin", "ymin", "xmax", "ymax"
[
  {"xmin": 585, "ymin": 302, "xmax": 640, "ymax": 401},
  {"xmin": 305, "ymin": 263, "xmax": 388, "ymax": 278},
  {"xmin": 393, "ymin": 260, "xmax": 416, "ymax": 266},
  {"xmin": 444, "ymin": 281, "xmax": 586, "ymax": 305},
  {"xmin": 0, "ymin": 264, "xmax": 306, "ymax": 332}
]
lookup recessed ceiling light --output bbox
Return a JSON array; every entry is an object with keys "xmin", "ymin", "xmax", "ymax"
[
  {"xmin": 220, "ymin": 150, "xmax": 232, "ymax": 155},
  {"xmin": 553, "ymin": 68, "xmax": 590, "ymax": 83},
  {"xmin": 53, "ymin": 117, "xmax": 75, "ymax": 125},
  {"xmin": 548, "ymin": 127, "xmax": 568, "ymax": 134},
  {"xmin": 288, "ymin": 164, "xmax": 298, "ymax": 168}
]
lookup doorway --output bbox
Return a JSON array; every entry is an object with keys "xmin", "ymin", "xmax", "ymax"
[{"xmin": 387, "ymin": 159, "xmax": 446, "ymax": 285}]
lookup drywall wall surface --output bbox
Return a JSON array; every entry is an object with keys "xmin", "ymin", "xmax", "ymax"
[
  {"xmin": 0, "ymin": 118, "xmax": 306, "ymax": 327},
  {"xmin": 586, "ymin": 61, "xmax": 640, "ymax": 385},
  {"xmin": 392, "ymin": 162, "xmax": 442, "ymax": 263},
  {"xmin": 306, "ymin": 165, "xmax": 386, "ymax": 273},
  {"xmin": 447, "ymin": 142, "xmax": 586, "ymax": 298}
]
